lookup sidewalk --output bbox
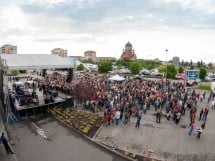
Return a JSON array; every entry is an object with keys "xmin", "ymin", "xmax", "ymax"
[
  {"xmin": 94, "ymin": 91, "xmax": 215, "ymax": 161},
  {"xmin": 0, "ymin": 107, "xmax": 18, "ymax": 161}
]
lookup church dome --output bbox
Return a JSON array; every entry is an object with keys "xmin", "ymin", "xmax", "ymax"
[{"xmin": 125, "ymin": 41, "xmax": 132, "ymax": 47}]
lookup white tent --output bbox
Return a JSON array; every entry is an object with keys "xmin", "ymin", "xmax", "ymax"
[
  {"xmin": 0, "ymin": 54, "xmax": 75, "ymax": 70},
  {"xmin": 109, "ymin": 74, "xmax": 125, "ymax": 81}
]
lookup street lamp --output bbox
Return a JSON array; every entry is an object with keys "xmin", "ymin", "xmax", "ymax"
[{"xmin": 165, "ymin": 49, "xmax": 168, "ymax": 83}]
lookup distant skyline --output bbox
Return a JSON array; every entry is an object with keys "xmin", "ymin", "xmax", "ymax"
[{"xmin": 0, "ymin": 0, "xmax": 215, "ymax": 63}]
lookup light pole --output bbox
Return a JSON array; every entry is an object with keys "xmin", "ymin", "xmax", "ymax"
[{"xmin": 165, "ymin": 49, "xmax": 168, "ymax": 83}]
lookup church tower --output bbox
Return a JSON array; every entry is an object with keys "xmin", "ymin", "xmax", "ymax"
[{"xmin": 120, "ymin": 42, "xmax": 137, "ymax": 60}]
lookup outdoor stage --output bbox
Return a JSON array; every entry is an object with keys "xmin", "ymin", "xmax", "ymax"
[{"xmin": 8, "ymin": 81, "xmax": 73, "ymax": 119}]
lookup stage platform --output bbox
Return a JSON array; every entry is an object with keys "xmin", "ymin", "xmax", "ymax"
[{"xmin": 7, "ymin": 81, "xmax": 73, "ymax": 119}]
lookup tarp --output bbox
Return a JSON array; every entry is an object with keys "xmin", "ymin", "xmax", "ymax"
[
  {"xmin": 0, "ymin": 54, "xmax": 75, "ymax": 70},
  {"xmin": 109, "ymin": 74, "xmax": 125, "ymax": 81}
]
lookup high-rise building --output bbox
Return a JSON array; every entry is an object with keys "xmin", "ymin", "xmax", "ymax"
[
  {"xmin": 84, "ymin": 50, "xmax": 96, "ymax": 62},
  {"xmin": 120, "ymin": 42, "xmax": 137, "ymax": 60},
  {"xmin": 51, "ymin": 48, "xmax": 68, "ymax": 57},
  {"xmin": 0, "ymin": 44, "xmax": 17, "ymax": 54},
  {"xmin": 172, "ymin": 56, "xmax": 180, "ymax": 67}
]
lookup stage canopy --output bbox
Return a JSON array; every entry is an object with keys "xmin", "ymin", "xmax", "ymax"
[
  {"xmin": 0, "ymin": 54, "xmax": 75, "ymax": 70},
  {"xmin": 109, "ymin": 74, "xmax": 125, "ymax": 81}
]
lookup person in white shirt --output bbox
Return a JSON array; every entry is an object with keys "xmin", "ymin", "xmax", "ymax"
[
  {"xmin": 211, "ymin": 100, "xmax": 215, "ymax": 109},
  {"xmin": 115, "ymin": 109, "xmax": 121, "ymax": 125}
]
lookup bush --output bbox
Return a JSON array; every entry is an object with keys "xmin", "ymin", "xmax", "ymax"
[
  {"xmin": 197, "ymin": 84, "xmax": 211, "ymax": 91},
  {"xmin": 10, "ymin": 70, "xmax": 19, "ymax": 76},
  {"xmin": 77, "ymin": 63, "xmax": 85, "ymax": 71}
]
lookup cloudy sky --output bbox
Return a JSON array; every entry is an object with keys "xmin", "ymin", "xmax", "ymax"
[{"xmin": 0, "ymin": 0, "xmax": 215, "ymax": 62}]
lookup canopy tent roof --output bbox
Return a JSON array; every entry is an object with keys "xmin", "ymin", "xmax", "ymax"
[
  {"xmin": 109, "ymin": 74, "xmax": 125, "ymax": 81},
  {"xmin": 0, "ymin": 54, "xmax": 75, "ymax": 70}
]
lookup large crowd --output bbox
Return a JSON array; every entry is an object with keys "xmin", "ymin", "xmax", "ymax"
[{"xmin": 37, "ymin": 72, "xmax": 215, "ymax": 139}]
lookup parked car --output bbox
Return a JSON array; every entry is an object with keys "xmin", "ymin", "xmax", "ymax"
[
  {"xmin": 175, "ymin": 74, "xmax": 183, "ymax": 79},
  {"xmin": 134, "ymin": 75, "xmax": 145, "ymax": 80},
  {"xmin": 150, "ymin": 71, "xmax": 163, "ymax": 77},
  {"xmin": 140, "ymin": 69, "xmax": 151, "ymax": 75}
]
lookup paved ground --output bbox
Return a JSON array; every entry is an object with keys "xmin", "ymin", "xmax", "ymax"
[
  {"xmin": 5, "ymin": 117, "xmax": 128, "ymax": 161},
  {"xmin": 1, "ymin": 84, "xmax": 215, "ymax": 161},
  {"xmin": 94, "ymin": 90, "xmax": 215, "ymax": 161},
  {"xmin": 0, "ymin": 108, "xmax": 18, "ymax": 161}
]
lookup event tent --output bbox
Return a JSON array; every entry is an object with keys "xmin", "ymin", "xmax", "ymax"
[
  {"xmin": 0, "ymin": 54, "xmax": 75, "ymax": 70},
  {"xmin": 109, "ymin": 74, "xmax": 125, "ymax": 81}
]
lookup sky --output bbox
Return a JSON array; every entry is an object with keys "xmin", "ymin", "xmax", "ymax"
[{"xmin": 0, "ymin": 0, "xmax": 215, "ymax": 63}]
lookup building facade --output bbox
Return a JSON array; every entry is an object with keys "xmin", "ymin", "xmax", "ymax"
[
  {"xmin": 51, "ymin": 48, "xmax": 68, "ymax": 57},
  {"xmin": 69, "ymin": 56, "xmax": 84, "ymax": 61},
  {"xmin": 172, "ymin": 56, "xmax": 180, "ymax": 67},
  {"xmin": 96, "ymin": 57, "xmax": 116, "ymax": 62},
  {"xmin": 84, "ymin": 50, "xmax": 96, "ymax": 62},
  {"xmin": 0, "ymin": 44, "xmax": 17, "ymax": 54},
  {"xmin": 120, "ymin": 42, "xmax": 137, "ymax": 60}
]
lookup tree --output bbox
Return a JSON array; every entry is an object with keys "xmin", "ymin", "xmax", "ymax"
[
  {"xmin": 181, "ymin": 59, "xmax": 184, "ymax": 66},
  {"xmin": 158, "ymin": 65, "xmax": 166, "ymax": 73},
  {"xmin": 184, "ymin": 61, "xmax": 189, "ymax": 66},
  {"xmin": 98, "ymin": 61, "xmax": 112, "ymax": 73},
  {"xmin": 197, "ymin": 61, "xmax": 201, "ymax": 68},
  {"xmin": 200, "ymin": 59, "xmax": 203, "ymax": 66},
  {"xmin": 166, "ymin": 65, "xmax": 177, "ymax": 79},
  {"xmin": 129, "ymin": 62, "xmax": 141, "ymax": 75},
  {"xmin": 190, "ymin": 60, "xmax": 193, "ymax": 66},
  {"xmin": 76, "ymin": 63, "xmax": 85, "ymax": 71},
  {"xmin": 178, "ymin": 66, "xmax": 184, "ymax": 73},
  {"xmin": 190, "ymin": 65, "xmax": 194, "ymax": 69},
  {"xmin": 19, "ymin": 70, "xmax": 26, "ymax": 73},
  {"xmin": 81, "ymin": 59, "xmax": 93, "ymax": 64},
  {"xmin": 199, "ymin": 67, "xmax": 207, "ymax": 80},
  {"xmin": 116, "ymin": 60, "xmax": 131, "ymax": 68},
  {"xmin": 208, "ymin": 63, "xmax": 213, "ymax": 69},
  {"xmin": 10, "ymin": 70, "xmax": 19, "ymax": 76},
  {"xmin": 140, "ymin": 60, "xmax": 160, "ymax": 70}
]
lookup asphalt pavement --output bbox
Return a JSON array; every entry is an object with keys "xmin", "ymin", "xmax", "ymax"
[
  {"xmin": 5, "ymin": 117, "xmax": 128, "ymax": 161},
  {"xmin": 94, "ymin": 90, "xmax": 215, "ymax": 161}
]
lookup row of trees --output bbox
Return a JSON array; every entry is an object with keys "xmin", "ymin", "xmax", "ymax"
[
  {"xmin": 181, "ymin": 59, "xmax": 214, "ymax": 69},
  {"xmin": 77, "ymin": 60, "xmax": 208, "ymax": 80}
]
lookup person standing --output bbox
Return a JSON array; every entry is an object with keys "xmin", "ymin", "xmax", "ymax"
[
  {"xmin": 196, "ymin": 127, "xmax": 203, "ymax": 139},
  {"xmin": 156, "ymin": 109, "xmax": 162, "ymax": 123},
  {"xmin": 189, "ymin": 122, "xmax": 195, "ymax": 136},
  {"xmin": 175, "ymin": 112, "xmax": 181, "ymax": 124},
  {"xmin": 135, "ymin": 111, "xmax": 142, "ymax": 128},
  {"xmin": 201, "ymin": 121, "xmax": 206, "ymax": 130},
  {"xmin": 211, "ymin": 100, "xmax": 215, "ymax": 109},
  {"xmin": 0, "ymin": 133, "xmax": 15, "ymax": 154},
  {"xmin": 203, "ymin": 91, "xmax": 206, "ymax": 99},
  {"xmin": 115, "ymin": 109, "xmax": 121, "ymax": 125},
  {"xmin": 203, "ymin": 108, "xmax": 209, "ymax": 121},
  {"xmin": 199, "ymin": 108, "xmax": 204, "ymax": 121}
]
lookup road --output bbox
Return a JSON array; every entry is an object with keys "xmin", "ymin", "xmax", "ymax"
[{"xmin": 6, "ymin": 117, "xmax": 128, "ymax": 161}]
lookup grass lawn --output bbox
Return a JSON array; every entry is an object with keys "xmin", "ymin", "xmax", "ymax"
[{"xmin": 197, "ymin": 84, "xmax": 211, "ymax": 91}]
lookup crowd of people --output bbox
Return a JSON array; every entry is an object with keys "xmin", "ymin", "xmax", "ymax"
[
  {"xmin": 70, "ymin": 73, "xmax": 213, "ymax": 140},
  {"xmin": 38, "ymin": 72, "xmax": 73, "ymax": 95},
  {"xmin": 11, "ymin": 71, "xmax": 214, "ymax": 140}
]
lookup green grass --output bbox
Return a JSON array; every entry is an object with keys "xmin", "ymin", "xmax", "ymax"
[{"xmin": 197, "ymin": 84, "xmax": 211, "ymax": 91}]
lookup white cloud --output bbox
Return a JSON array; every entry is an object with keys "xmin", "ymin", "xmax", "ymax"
[
  {"xmin": 25, "ymin": 0, "xmax": 100, "ymax": 8},
  {"xmin": 165, "ymin": 0, "xmax": 215, "ymax": 13},
  {"xmin": 0, "ymin": 0, "xmax": 215, "ymax": 63}
]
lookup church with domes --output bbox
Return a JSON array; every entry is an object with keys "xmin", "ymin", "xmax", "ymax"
[{"xmin": 120, "ymin": 42, "xmax": 137, "ymax": 60}]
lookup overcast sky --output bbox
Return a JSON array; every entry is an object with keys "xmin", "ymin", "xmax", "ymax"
[{"xmin": 0, "ymin": 0, "xmax": 215, "ymax": 62}]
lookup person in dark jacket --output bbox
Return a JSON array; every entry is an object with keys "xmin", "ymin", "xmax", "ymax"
[{"xmin": 0, "ymin": 133, "xmax": 15, "ymax": 154}]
